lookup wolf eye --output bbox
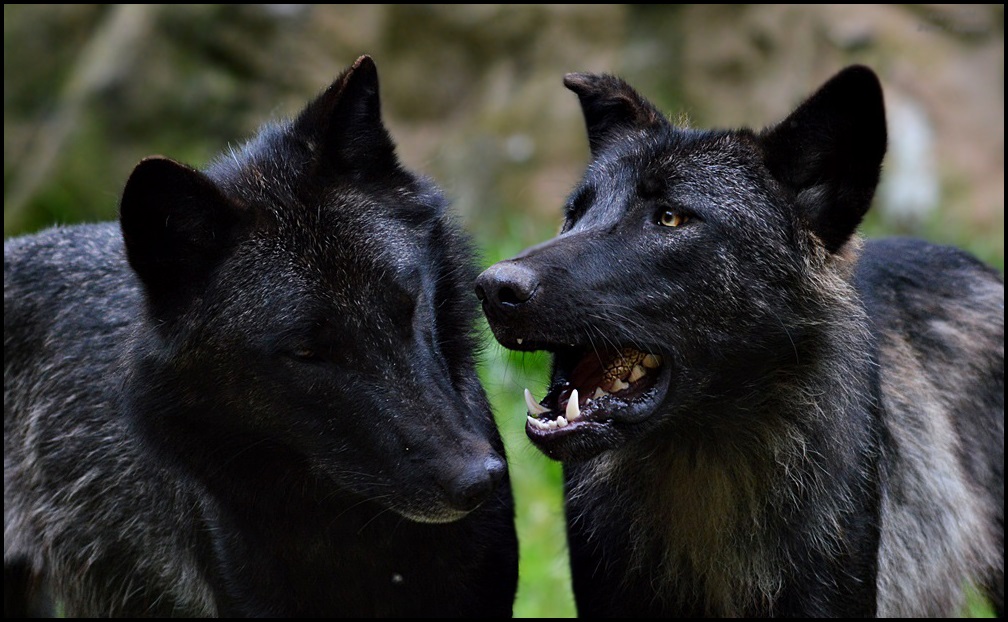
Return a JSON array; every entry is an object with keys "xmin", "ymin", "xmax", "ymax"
[
  {"xmin": 290, "ymin": 348, "xmax": 320, "ymax": 362},
  {"xmin": 658, "ymin": 209, "xmax": 689, "ymax": 228}
]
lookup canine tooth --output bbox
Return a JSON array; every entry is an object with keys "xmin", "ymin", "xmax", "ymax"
[
  {"xmin": 517, "ymin": 338, "xmax": 523, "ymax": 345},
  {"xmin": 524, "ymin": 388, "xmax": 550, "ymax": 415},
  {"xmin": 643, "ymin": 354, "xmax": 662, "ymax": 369},
  {"xmin": 557, "ymin": 416, "xmax": 568, "ymax": 428},
  {"xmin": 628, "ymin": 364, "xmax": 646, "ymax": 383},
  {"xmin": 592, "ymin": 387, "xmax": 607, "ymax": 400},
  {"xmin": 612, "ymin": 378, "xmax": 629, "ymax": 392},
  {"xmin": 566, "ymin": 389, "xmax": 580, "ymax": 421}
]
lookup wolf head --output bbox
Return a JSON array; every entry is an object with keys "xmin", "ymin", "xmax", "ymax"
[
  {"xmin": 476, "ymin": 66, "xmax": 886, "ymax": 462},
  {"xmin": 118, "ymin": 56, "xmax": 506, "ymax": 523}
]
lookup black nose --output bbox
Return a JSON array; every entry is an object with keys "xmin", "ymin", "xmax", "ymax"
[
  {"xmin": 474, "ymin": 262, "xmax": 539, "ymax": 314},
  {"xmin": 445, "ymin": 454, "xmax": 507, "ymax": 513}
]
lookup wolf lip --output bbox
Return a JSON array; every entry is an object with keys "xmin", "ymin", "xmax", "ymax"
[{"xmin": 523, "ymin": 347, "xmax": 669, "ymax": 445}]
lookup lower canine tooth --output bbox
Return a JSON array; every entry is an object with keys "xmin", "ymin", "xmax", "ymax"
[{"xmin": 566, "ymin": 388, "xmax": 580, "ymax": 421}]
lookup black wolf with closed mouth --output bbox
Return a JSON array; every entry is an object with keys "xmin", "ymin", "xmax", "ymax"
[
  {"xmin": 4, "ymin": 55, "xmax": 518, "ymax": 617},
  {"xmin": 476, "ymin": 65, "xmax": 1003, "ymax": 617}
]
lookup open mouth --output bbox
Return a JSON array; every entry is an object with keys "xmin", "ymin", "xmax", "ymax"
[{"xmin": 523, "ymin": 346, "xmax": 671, "ymax": 457}]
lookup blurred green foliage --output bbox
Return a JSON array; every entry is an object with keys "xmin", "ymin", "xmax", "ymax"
[{"xmin": 475, "ymin": 233, "xmax": 575, "ymax": 618}]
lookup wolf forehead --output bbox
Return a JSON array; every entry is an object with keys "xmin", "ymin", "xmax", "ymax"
[
  {"xmin": 108, "ymin": 120, "xmax": 460, "ymax": 324},
  {"xmin": 206, "ymin": 116, "xmax": 447, "ymax": 230},
  {"xmin": 568, "ymin": 127, "xmax": 779, "ymax": 220}
]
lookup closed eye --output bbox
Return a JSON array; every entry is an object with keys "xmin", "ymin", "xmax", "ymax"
[{"xmin": 288, "ymin": 347, "xmax": 325, "ymax": 364}]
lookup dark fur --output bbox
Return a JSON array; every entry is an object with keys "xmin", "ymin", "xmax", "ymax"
[
  {"xmin": 476, "ymin": 65, "xmax": 1003, "ymax": 616},
  {"xmin": 4, "ymin": 55, "xmax": 518, "ymax": 617}
]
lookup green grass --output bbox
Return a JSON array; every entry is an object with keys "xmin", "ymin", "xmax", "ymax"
[
  {"xmin": 964, "ymin": 585, "xmax": 997, "ymax": 617},
  {"xmin": 479, "ymin": 342, "xmax": 577, "ymax": 618},
  {"xmin": 473, "ymin": 223, "xmax": 578, "ymax": 617}
]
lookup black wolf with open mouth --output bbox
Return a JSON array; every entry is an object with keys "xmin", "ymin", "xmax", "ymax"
[{"xmin": 476, "ymin": 66, "xmax": 1003, "ymax": 617}]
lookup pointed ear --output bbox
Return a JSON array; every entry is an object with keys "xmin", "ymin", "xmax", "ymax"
[
  {"xmin": 120, "ymin": 156, "xmax": 248, "ymax": 316},
  {"xmin": 294, "ymin": 54, "xmax": 399, "ymax": 173},
  {"xmin": 759, "ymin": 65, "xmax": 887, "ymax": 253},
  {"xmin": 563, "ymin": 72, "xmax": 667, "ymax": 157}
]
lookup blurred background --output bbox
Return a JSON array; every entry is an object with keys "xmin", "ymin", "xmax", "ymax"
[{"xmin": 4, "ymin": 4, "xmax": 1002, "ymax": 617}]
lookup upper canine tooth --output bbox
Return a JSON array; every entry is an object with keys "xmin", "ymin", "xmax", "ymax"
[
  {"xmin": 566, "ymin": 389, "xmax": 580, "ymax": 421},
  {"xmin": 517, "ymin": 338, "xmax": 524, "ymax": 345},
  {"xmin": 643, "ymin": 354, "xmax": 662, "ymax": 368},
  {"xmin": 524, "ymin": 388, "xmax": 550, "ymax": 415},
  {"xmin": 628, "ymin": 364, "xmax": 646, "ymax": 383}
]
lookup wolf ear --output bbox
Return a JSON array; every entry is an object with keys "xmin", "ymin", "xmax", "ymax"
[
  {"xmin": 759, "ymin": 65, "xmax": 887, "ymax": 253},
  {"xmin": 564, "ymin": 72, "xmax": 667, "ymax": 157},
  {"xmin": 120, "ymin": 156, "xmax": 248, "ymax": 316},
  {"xmin": 295, "ymin": 54, "xmax": 399, "ymax": 173}
]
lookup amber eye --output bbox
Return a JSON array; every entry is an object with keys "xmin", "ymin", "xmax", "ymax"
[{"xmin": 658, "ymin": 209, "xmax": 689, "ymax": 228}]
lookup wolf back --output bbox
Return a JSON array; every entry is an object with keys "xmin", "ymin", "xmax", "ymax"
[{"xmin": 4, "ymin": 55, "xmax": 518, "ymax": 617}]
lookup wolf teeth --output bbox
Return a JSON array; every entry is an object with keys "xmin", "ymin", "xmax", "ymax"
[
  {"xmin": 523, "ymin": 387, "xmax": 579, "ymax": 430},
  {"xmin": 524, "ymin": 383, "xmax": 632, "ymax": 431},
  {"xmin": 524, "ymin": 388, "xmax": 550, "ymax": 415},
  {"xmin": 602, "ymin": 349, "xmax": 643, "ymax": 382},
  {"xmin": 566, "ymin": 389, "xmax": 580, "ymax": 421},
  {"xmin": 599, "ymin": 349, "xmax": 663, "ymax": 388},
  {"xmin": 527, "ymin": 415, "xmax": 550, "ymax": 430},
  {"xmin": 628, "ymin": 364, "xmax": 646, "ymax": 383}
]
